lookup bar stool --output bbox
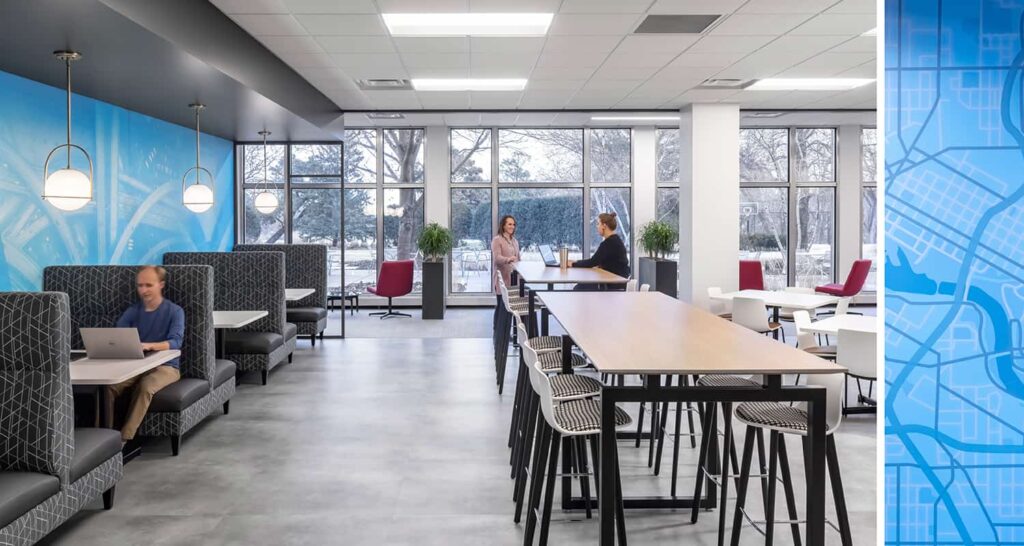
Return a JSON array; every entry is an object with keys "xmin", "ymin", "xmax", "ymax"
[
  {"xmin": 729, "ymin": 371, "xmax": 851, "ymax": 546},
  {"xmin": 519, "ymin": 329, "xmax": 632, "ymax": 546}
]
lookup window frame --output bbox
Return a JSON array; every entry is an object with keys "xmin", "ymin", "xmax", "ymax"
[{"xmin": 860, "ymin": 126, "xmax": 878, "ymax": 293}]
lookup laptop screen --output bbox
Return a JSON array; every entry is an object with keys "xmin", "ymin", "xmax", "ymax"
[{"xmin": 539, "ymin": 244, "xmax": 557, "ymax": 265}]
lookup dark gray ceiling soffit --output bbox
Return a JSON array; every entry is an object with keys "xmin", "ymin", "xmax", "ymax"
[{"xmin": 0, "ymin": 0, "xmax": 343, "ymax": 141}]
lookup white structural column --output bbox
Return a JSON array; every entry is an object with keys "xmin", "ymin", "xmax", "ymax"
[
  {"xmin": 631, "ymin": 126, "xmax": 657, "ymax": 279},
  {"xmin": 424, "ymin": 125, "xmax": 450, "ymax": 227},
  {"xmin": 678, "ymin": 103, "xmax": 740, "ymax": 308},
  {"xmin": 836, "ymin": 124, "xmax": 862, "ymax": 287}
]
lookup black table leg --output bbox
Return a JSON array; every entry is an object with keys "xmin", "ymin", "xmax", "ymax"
[
  {"xmin": 528, "ymin": 289, "xmax": 537, "ymax": 338},
  {"xmin": 805, "ymin": 387, "xmax": 827, "ymax": 545},
  {"xmin": 541, "ymin": 308, "xmax": 550, "ymax": 336}
]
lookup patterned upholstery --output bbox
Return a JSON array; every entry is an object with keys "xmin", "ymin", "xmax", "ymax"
[
  {"xmin": 528, "ymin": 336, "xmax": 562, "ymax": 351},
  {"xmin": 0, "ymin": 293, "xmax": 123, "ymax": 545},
  {"xmin": 735, "ymin": 402, "xmax": 810, "ymax": 433},
  {"xmin": 549, "ymin": 374, "xmax": 602, "ymax": 399},
  {"xmin": 553, "ymin": 398, "xmax": 632, "ymax": 433},
  {"xmin": 696, "ymin": 375, "xmax": 761, "ymax": 388},
  {"xmin": 233, "ymin": 244, "xmax": 327, "ymax": 309},
  {"xmin": 538, "ymin": 350, "xmax": 588, "ymax": 371}
]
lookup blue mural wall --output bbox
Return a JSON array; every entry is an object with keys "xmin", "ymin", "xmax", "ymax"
[
  {"xmin": 0, "ymin": 69, "xmax": 234, "ymax": 291},
  {"xmin": 886, "ymin": 1, "xmax": 1024, "ymax": 543}
]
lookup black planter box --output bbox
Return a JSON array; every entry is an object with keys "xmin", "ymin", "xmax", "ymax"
[
  {"xmin": 422, "ymin": 261, "xmax": 446, "ymax": 319},
  {"xmin": 638, "ymin": 257, "xmax": 677, "ymax": 298}
]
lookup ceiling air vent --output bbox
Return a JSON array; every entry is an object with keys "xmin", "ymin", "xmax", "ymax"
[
  {"xmin": 367, "ymin": 112, "xmax": 405, "ymax": 120},
  {"xmin": 356, "ymin": 79, "xmax": 412, "ymax": 91},
  {"xmin": 634, "ymin": 14, "xmax": 720, "ymax": 34},
  {"xmin": 696, "ymin": 78, "xmax": 753, "ymax": 90},
  {"xmin": 744, "ymin": 111, "xmax": 784, "ymax": 119}
]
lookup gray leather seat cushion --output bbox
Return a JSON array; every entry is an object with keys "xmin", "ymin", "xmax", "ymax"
[
  {"xmin": 148, "ymin": 378, "xmax": 210, "ymax": 413},
  {"xmin": 214, "ymin": 359, "xmax": 236, "ymax": 387},
  {"xmin": 224, "ymin": 331, "xmax": 283, "ymax": 354},
  {"xmin": 284, "ymin": 322, "xmax": 297, "ymax": 340},
  {"xmin": 0, "ymin": 472, "xmax": 59, "ymax": 528},
  {"xmin": 70, "ymin": 428, "xmax": 122, "ymax": 483},
  {"xmin": 286, "ymin": 307, "xmax": 327, "ymax": 322}
]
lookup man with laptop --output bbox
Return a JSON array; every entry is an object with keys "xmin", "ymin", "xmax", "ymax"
[{"xmin": 106, "ymin": 265, "xmax": 185, "ymax": 443}]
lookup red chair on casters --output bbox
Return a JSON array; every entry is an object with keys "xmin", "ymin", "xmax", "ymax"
[
  {"xmin": 815, "ymin": 259, "xmax": 872, "ymax": 297},
  {"xmin": 368, "ymin": 260, "xmax": 414, "ymax": 319},
  {"xmin": 739, "ymin": 260, "xmax": 765, "ymax": 290}
]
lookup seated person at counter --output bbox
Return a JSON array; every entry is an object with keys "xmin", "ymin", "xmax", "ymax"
[
  {"xmin": 109, "ymin": 265, "xmax": 184, "ymax": 443},
  {"xmin": 569, "ymin": 212, "xmax": 630, "ymax": 291}
]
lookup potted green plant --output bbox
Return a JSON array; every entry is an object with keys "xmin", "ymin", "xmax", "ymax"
[
  {"xmin": 417, "ymin": 223, "xmax": 453, "ymax": 319},
  {"xmin": 638, "ymin": 220, "xmax": 679, "ymax": 298}
]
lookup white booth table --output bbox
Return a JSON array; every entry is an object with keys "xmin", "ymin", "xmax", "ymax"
[
  {"xmin": 711, "ymin": 289, "xmax": 839, "ymax": 322},
  {"xmin": 71, "ymin": 350, "xmax": 182, "ymax": 430},
  {"xmin": 285, "ymin": 288, "xmax": 315, "ymax": 302},
  {"xmin": 804, "ymin": 314, "xmax": 877, "ymax": 336},
  {"xmin": 213, "ymin": 310, "xmax": 267, "ymax": 358}
]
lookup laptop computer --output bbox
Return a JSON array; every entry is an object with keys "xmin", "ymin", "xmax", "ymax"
[
  {"xmin": 80, "ymin": 328, "xmax": 146, "ymax": 359},
  {"xmin": 538, "ymin": 244, "xmax": 560, "ymax": 267}
]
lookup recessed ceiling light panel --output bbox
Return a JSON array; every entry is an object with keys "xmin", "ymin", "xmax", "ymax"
[
  {"xmin": 383, "ymin": 13, "xmax": 553, "ymax": 36},
  {"xmin": 747, "ymin": 78, "xmax": 875, "ymax": 91},
  {"xmin": 412, "ymin": 78, "xmax": 527, "ymax": 91}
]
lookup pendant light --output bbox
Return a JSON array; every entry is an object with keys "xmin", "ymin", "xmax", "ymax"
[
  {"xmin": 42, "ymin": 50, "xmax": 93, "ymax": 211},
  {"xmin": 253, "ymin": 130, "xmax": 279, "ymax": 214},
  {"xmin": 181, "ymin": 103, "xmax": 215, "ymax": 213}
]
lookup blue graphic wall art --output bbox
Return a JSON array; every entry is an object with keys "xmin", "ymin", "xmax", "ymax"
[
  {"xmin": 0, "ymin": 69, "xmax": 234, "ymax": 291},
  {"xmin": 887, "ymin": 1, "xmax": 1024, "ymax": 543}
]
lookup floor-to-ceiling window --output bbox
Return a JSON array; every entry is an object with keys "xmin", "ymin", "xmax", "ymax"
[
  {"xmin": 739, "ymin": 127, "xmax": 837, "ymax": 289},
  {"xmin": 449, "ymin": 127, "xmax": 632, "ymax": 295},
  {"xmin": 655, "ymin": 128, "xmax": 680, "ymax": 260},
  {"xmin": 861, "ymin": 127, "xmax": 877, "ymax": 291}
]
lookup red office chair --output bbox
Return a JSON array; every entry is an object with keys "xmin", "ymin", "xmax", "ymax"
[
  {"xmin": 815, "ymin": 259, "xmax": 872, "ymax": 297},
  {"xmin": 367, "ymin": 260, "xmax": 414, "ymax": 319},
  {"xmin": 739, "ymin": 260, "xmax": 765, "ymax": 290}
]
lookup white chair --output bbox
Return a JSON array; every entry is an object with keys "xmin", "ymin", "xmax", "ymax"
[
  {"xmin": 626, "ymin": 279, "xmax": 639, "ymax": 291},
  {"xmin": 778, "ymin": 286, "xmax": 816, "ymax": 321},
  {"xmin": 837, "ymin": 328, "xmax": 877, "ymax": 414},
  {"xmin": 707, "ymin": 287, "xmax": 732, "ymax": 319},
  {"xmin": 793, "ymin": 310, "xmax": 836, "ymax": 359},
  {"xmin": 730, "ymin": 372, "xmax": 851, "ymax": 546},
  {"xmin": 821, "ymin": 297, "xmax": 852, "ymax": 345},
  {"xmin": 639, "ymin": 283, "xmax": 651, "ymax": 292},
  {"xmin": 732, "ymin": 296, "xmax": 785, "ymax": 341}
]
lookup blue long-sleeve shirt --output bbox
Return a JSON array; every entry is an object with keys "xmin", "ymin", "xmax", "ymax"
[{"xmin": 116, "ymin": 299, "xmax": 185, "ymax": 369}]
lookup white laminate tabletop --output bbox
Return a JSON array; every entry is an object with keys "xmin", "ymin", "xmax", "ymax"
[
  {"xmin": 513, "ymin": 261, "xmax": 629, "ymax": 285},
  {"xmin": 712, "ymin": 289, "xmax": 839, "ymax": 310},
  {"xmin": 70, "ymin": 350, "xmax": 181, "ymax": 385},
  {"xmin": 804, "ymin": 314, "xmax": 877, "ymax": 335},
  {"xmin": 285, "ymin": 288, "xmax": 315, "ymax": 301},
  {"xmin": 539, "ymin": 291, "xmax": 845, "ymax": 376},
  {"xmin": 213, "ymin": 310, "xmax": 268, "ymax": 329}
]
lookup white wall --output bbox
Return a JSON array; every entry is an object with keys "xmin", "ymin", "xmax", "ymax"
[{"xmin": 631, "ymin": 126, "xmax": 657, "ymax": 279}]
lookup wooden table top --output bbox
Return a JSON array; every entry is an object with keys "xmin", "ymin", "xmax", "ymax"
[
  {"xmin": 285, "ymin": 288, "xmax": 315, "ymax": 301},
  {"xmin": 514, "ymin": 261, "xmax": 629, "ymax": 285},
  {"xmin": 804, "ymin": 314, "xmax": 877, "ymax": 335},
  {"xmin": 213, "ymin": 310, "xmax": 268, "ymax": 329},
  {"xmin": 539, "ymin": 291, "xmax": 846, "ymax": 376},
  {"xmin": 70, "ymin": 350, "xmax": 181, "ymax": 385},
  {"xmin": 712, "ymin": 289, "xmax": 838, "ymax": 310}
]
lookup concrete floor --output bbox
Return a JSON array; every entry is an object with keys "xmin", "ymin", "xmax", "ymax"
[{"xmin": 41, "ymin": 329, "xmax": 877, "ymax": 545}]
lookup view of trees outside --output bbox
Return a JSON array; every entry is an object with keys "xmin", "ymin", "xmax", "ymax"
[
  {"xmin": 343, "ymin": 188, "xmax": 376, "ymax": 291},
  {"xmin": 861, "ymin": 127, "xmax": 877, "ymax": 290},
  {"xmin": 344, "ymin": 129, "xmax": 376, "ymax": 184},
  {"xmin": 656, "ymin": 128, "xmax": 680, "ymax": 183},
  {"xmin": 498, "ymin": 188, "xmax": 584, "ymax": 263},
  {"xmin": 384, "ymin": 188, "xmax": 425, "ymax": 288},
  {"xmin": 451, "ymin": 128, "xmax": 490, "ymax": 183},
  {"xmin": 243, "ymin": 144, "xmax": 286, "ymax": 243},
  {"xmin": 794, "ymin": 128, "xmax": 836, "ymax": 182},
  {"xmin": 740, "ymin": 187, "xmax": 788, "ymax": 289},
  {"xmin": 450, "ymin": 188, "xmax": 492, "ymax": 293},
  {"xmin": 740, "ymin": 128, "xmax": 787, "ymax": 182},
  {"xmin": 795, "ymin": 187, "xmax": 835, "ymax": 287},
  {"xmin": 383, "ymin": 129, "xmax": 425, "ymax": 184},
  {"xmin": 591, "ymin": 129, "xmax": 630, "ymax": 183},
  {"xmin": 498, "ymin": 129, "xmax": 583, "ymax": 182},
  {"xmin": 243, "ymin": 188, "xmax": 285, "ymax": 243},
  {"xmin": 656, "ymin": 188, "xmax": 680, "ymax": 260},
  {"xmin": 590, "ymin": 187, "xmax": 631, "ymax": 256}
]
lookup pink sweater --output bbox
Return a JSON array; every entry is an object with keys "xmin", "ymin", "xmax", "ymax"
[{"xmin": 491, "ymin": 235, "xmax": 520, "ymax": 295}]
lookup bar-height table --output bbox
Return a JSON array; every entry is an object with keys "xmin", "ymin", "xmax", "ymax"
[
  {"xmin": 512, "ymin": 262, "xmax": 629, "ymax": 336},
  {"xmin": 710, "ymin": 289, "xmax": 839, "ymax": 323},
  {"xmin": 213, "ymin": 310, "xmax": 268, "ymax": 358},
  {"xmin": 285, "ymin": 288, "xmax": 315, "ymax": 302},
  {"xmin": 538, "ymin": 291, "xmax": 846, "ymax": 546}
]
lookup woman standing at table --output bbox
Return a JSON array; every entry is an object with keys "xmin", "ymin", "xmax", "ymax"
[
  {"xmin": 569, "ymin": 211, "xmax": 630, "ymax": 290},
  {"xmin": 492, "ymin": 215, "xmax": 520, "ymax": 333}
]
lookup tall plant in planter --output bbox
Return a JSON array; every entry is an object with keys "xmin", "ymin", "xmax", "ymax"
[
  {"xmin": 417, "ymin": 223, "xmax": 453, "ymax": 319},
  {"xmin": 638, "ymin": 220, "xmax": 679, "ymax": 297}
]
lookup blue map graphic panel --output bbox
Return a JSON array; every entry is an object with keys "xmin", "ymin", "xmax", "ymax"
[
  {"xmin": 886, "ymin": 1, "xmax": 1024, "ymax": 543},
  {"xmin": 0, "ymin": 69, "xmax": 234, "ymax": 291}
]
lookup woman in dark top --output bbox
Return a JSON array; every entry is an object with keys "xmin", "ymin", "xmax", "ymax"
[{"xmin": 570, "ymin": 212, "xmax": 630, "ymax": 290}]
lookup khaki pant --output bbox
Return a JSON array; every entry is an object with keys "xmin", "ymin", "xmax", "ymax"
[{"xmin": 108, "ymin": 365, "xmax": 180, "ymax": 441}]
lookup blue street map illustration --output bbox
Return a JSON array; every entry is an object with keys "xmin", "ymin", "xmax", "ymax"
[{"xmin": 887, "ymin": 1, "xmax": 1024, "ymax": 543}]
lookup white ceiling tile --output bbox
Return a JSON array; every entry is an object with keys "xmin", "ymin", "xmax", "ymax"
[
  {"xmin": 469, "ymin": 0, "xmax": 562, "ymax": 12},
  {"xmin": 444, "ymin": 112, "xmax": 482, "ymax": 125},
  {"xmin": 416, "ymin": 91, "xmax": 471, "ymax": 109},
  {"xmin": 549, "ymin": 14, "xmax": 643, "ymax": 35},
  {"xmin": 407, "ymin": 67, "xmax": 471, "ymax": 78},
  {"xmin": 828, "ymin": 35, "xmax": 875, "ymax": 54},
  {"xmin": 294, "ymin": 14, "xmax": 387, "ymax": 35},
  {"xmin": 518, "ymin": 94, "xmax": 571, "ymax": 109},
  {"xmin": 230, "ymin": 14, "xmax": 307, "ymax": 35},
  {"xmin": 401, "ymin": 53, "xmax": 470, "ymax": 69},
  {"xmin": 664, "ymin": 51, "xmax": 746, "ymax": 68},
  {"xmin": 325, "ymin": 90, "xmax": 373, "ymax": 108},
  {"xmin": 671, "ymin": 88, "xmax": 742, "ymax": 103},
  {"xmin": 582, "ymin": 79, "xmax": 644, "ymax": 93},
  {"xmin": 687, "ymin": 35, "xmax": 776, "ymax": 53},
  {"xmin": 825, "ymin": 0, "xmax": 876, "ymax": 14},
  {"xmin": 559, "ymin": 0, "xmax": 653, "ymax": 13},
  {"xmin": 275, "ymin": 51, "xmax": 337, "ymax": 68},
  {"xmin": 402, "ymin": 113, "xmax": 447, "ymax": 125},
  {"xmin": 211, "ymin": 0, "xmax": 287, "ymax": 14},
  {"xmin": 377, "ymin": 0, "xmax": 470, "ymax": 11},
  {"xmin": 789, "ymin": 13, "xmax": 875, "ymax": 35},
  {"xmin": 529, "ymin": 65, "xmax": 598, "ymax": 79},
  {"xmin": 393, "ymin": 37, "xmax": 470, "ymax": 53},
  {"xmin": 778, "ymin": 52, "xmax": 876, "ymax": 78},
  {"xmin": 332, "ymin": 53, "xmax": 406, "ymax": 70},
  {"xmin": 837, "ymin": 59, "xmax": 876, "ymax": 78},
  {"xmin": 648, "ymin": 0, "xmax": 745, "ymax": 15},
  {"xmin": 527, "ymin": 79, "xmax": 586, "ymax": 91},
  {"xmin": 470, "ymin": 54, "xmax": 537, "ymax": 76},
  {"xmin": 295, "ymin": 67, "xmax": 355, "ymax": 88},
  {"xmin": 644, "ymin": 68, "xmax": 718, "ymax": 88},
  {"xmin": 514, "ymin": 112, "xmax": 559, "ymax": 125},
  {"xmin": 591, "ymin": 65, "xmax": 661, "ymax": 80},
  {"xmin": 602, "ymin": 49, "xmax": 679, "ymax": 68},
  {"xmin": 738, "ymin": 0, "xmax": 836, "ymax": 14},
  {"xmin": 315, "ymin": 36, "xmax": 396, "ymax": 53},
  {"xmin": 535, "ymin": 50, "xmax": 610, "ymax": 68},
  {"xmin": 613, "ymin": 97, "xmax": 670, "ymax": 109},
  {"xmin": 614, "ymin": 35, "xmax": 700, "ymax": 54},
  {"xmin": 365, "ymin": 90, "xmax": 422, "ymax": 109},
  {"xmin": 259, "ymin": 35, "xmax": 325, "ymax": 53},
  {"xmin": 543, "ymin": 35, "xmax": 623, "ymax": 53},
  {"xmin": 281, "ymin": 0, "xmax": 378, "ymax": 13},
  {"xmin": 469, "ymin": 91, "xmax": 524, "ymax": 109},
  {"xmin": 470, "ymin": 37, "xmax": 545, "ymax": 54},
  {"xmin": 710, "ymin": 13, "xmax": 813, "ymax": 36},
  {"xmin": 566, "ymin": 94, "xmax": 631, "ymax": 109},
  {"xmin": 333, "ymin": 64, "xmax": 408, "ymax": 80}
]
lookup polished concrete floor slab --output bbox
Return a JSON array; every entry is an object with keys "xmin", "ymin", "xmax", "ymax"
[{"xmin": 41, "ymin": 335, "xmax": 877, "ymax": 545}]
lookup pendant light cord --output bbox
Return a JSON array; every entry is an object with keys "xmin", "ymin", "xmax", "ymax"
[
  {"xmin": 65, "ymin": 58, "xmax": 72, "ymax": 168},
  {"xmin": 195, "ymin": 106, "xmax": 201, "ymax": 183}
]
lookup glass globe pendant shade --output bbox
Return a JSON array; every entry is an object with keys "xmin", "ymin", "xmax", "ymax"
[
  {"xmin": 43, "ymin": 168, "xmax": 92, "ymax": 211},
  {"xmin": 254, "ymin": 191, "xmax": 279, "ymax": 214},
  {"xmin": 183, "ymin": 183, "xmax": 214, "ymax": 213}
]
